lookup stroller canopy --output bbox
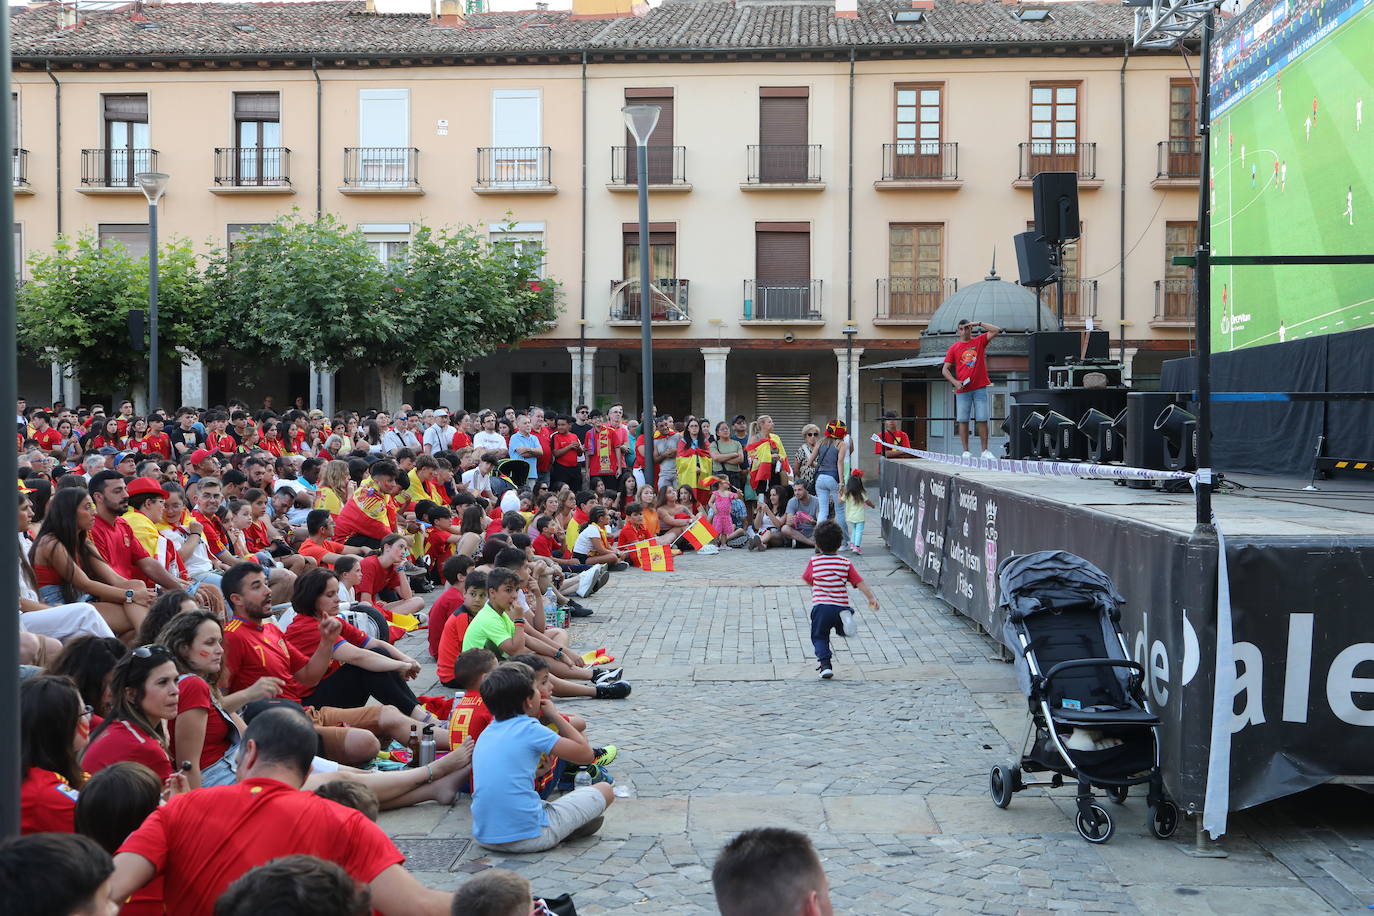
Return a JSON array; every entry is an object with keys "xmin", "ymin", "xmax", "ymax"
[{"xmin": 998, "ymin": 550, "xmax": 1125, "ymax": 622}]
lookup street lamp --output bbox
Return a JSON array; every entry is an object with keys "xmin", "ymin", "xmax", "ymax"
[
  {"xmin": 135, "ymin": 171, "xmax": 169, "ymax": 415},
  {"xmin": 622, "ymin": 104, "xmax": 660, "ymax": 484}
]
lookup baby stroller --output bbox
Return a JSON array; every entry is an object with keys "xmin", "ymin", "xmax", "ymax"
[{"xmin": 989, "ymin": 550, "xmax": 1180, "ymax": 844}]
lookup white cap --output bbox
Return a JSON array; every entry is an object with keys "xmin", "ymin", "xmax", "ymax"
[
  {"xmin": 433, "ymin": 408, "xmax": 449, "ymax": 417},
  {"xmin": 500, "ymin": 490, "xmax": 520, "ymax": 513}
]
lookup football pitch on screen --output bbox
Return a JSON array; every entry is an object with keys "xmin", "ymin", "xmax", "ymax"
[{"xmin": 1211, "ymin": 4, "xmax": 1374, "ymax": 352}]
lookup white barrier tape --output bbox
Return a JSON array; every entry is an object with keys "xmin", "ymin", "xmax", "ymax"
[
  {"xmin": 871, "ymin": 435, "xmax": 1196, "ymax": 482},
  {"xmin": 1203, "ymin": 513, "xmax": 1233, "ymax": 839}
]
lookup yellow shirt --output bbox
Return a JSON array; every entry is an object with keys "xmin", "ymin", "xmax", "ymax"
[
  {"xmin": 314, "ymin": 487, "xmax": 344, "ymax": 515},
  {"xmin": 124, "ymin": 510, "xmax": 163, "ymax": 558}
]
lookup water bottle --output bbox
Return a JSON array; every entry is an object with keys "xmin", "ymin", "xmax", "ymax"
[
  {"xmin": 417, "ymin": 725, "xmax": 437, "ymax": 768},
  {"xmin": 574, "ymin": 770, "xmax": 592, "ymax": 788}
]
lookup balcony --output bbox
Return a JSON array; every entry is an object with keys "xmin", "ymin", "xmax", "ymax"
[
  {"xmin": 875, "ymin": 277, "xmax": 958, "ymax": 323},
  {"xmin": 473, "ymin": 147, "xmax": 555, "ymax": 194},
  {"xmin": 608, "ymin": 146, "xmax": 690, "ymax": 192},
  {"xmin": 875, "ymin": 142, "xmax": 961, "ymax": 190},
  {"xmin": 742, "ymin": 279, "xmax": 823, "ymax": 323},
  {"xmin": 1154, "ymin": 139, "xmax": 1202, "ymax": 189},
  {"xmin": 1153, "ymin": 278, "xmax": 1196, "ymax": 327},
  {"xmin": 341, "ymin": 147, "xmax": 422, "ymax": 195},
  {"xmin": 743, "ymin": 145, "xmax": 823, "ymax": 190},
  {"xmin": 608, "ymin": 278, "xmax": 691, "ymax": 325},
  {"xmin": 12, "ymin": 149, "xmax": 30, "ymax": 194},
  {"xmin": 212, "ymin": 147, "xmax": 293, "ymax": 194},
  {"xmin": 1041, "ymin": 278, "xmax": 1098, "ymax": 324},
  {"xmin": 78, "ymin": 148, "xmax": 158, "ymax": 194},
  {"xmin": 1015, "ymin": 142, "xmax": 1101, "ymax": 189}
]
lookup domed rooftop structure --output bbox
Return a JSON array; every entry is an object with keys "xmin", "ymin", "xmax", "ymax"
[{"xmin": 918, "ymin": 260, "xmax": 1058, "ymax": 358}]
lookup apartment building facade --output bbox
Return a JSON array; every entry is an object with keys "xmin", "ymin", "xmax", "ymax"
[{"xmin": 12, "ymin": 0, "xmax": 1202, "ymax": 452}]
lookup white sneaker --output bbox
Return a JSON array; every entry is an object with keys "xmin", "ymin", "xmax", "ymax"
[
  {"xmin": 961, "ymin": 450, "xmax": 972, "ymax": 458},
  {"xmin": 697, "ymin": 544, "xmax": 720, "ymax": 556},
  {"xmin": 818, "ymin": 665, "xmax": 834, "ymax": 680},
  {"xmin": 981, "ymin": 450, "xmax": 997, "ymax": 460},
  {"xmin": 839, "ymin": 609, "xmax": 858, "ymax": 637}
]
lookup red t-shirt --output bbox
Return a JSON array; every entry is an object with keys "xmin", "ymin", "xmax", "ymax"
[
  {"xmin": 358, "ymin": 555, "xmax": 402, "ymax": 603},
  {"xmin": 83, "ymin": 720, "xmax": 174, "ymax": 781},
  {"xmin": 284, "ymin": 614, "xmax": 369, "ymax": 683},
  {"xmin": 31, "ymin": 427, "xmax": 62, "ymax": 450},
  {"xmin": 204, "ymin": 431, "xmax": 236, "ymax": 455},
  {"xmin": 450, "ymin": 431, "xmax": 472, "ymax": 451},
  {"xmin": 21, "ymin": 768, "xmax": 78, "ymax": 835},
  {"xmin": 191, "ymin": 510, "xmax": 230, "ymax": 559},
  {"xmin": 550, "ymin": 431, "xmax": 581, "ymax": 468},
  {"xmin": 448, "ymin": 690, "xmax": 493, "ymax": 746},
  {"xmin": 90, "ymin": 514, "xmax": 152, "ymax": 582},
  {"xmin": 117, "ymin": 777, "xmax": 404, "ymax": 916},
  {"xmin": 428, "ymin": 585, "xmax": 466, "ymax": 660},
  {"xmin": 531, "ymin": 533, "xmax": 557, "ymax": 558},
  {"xmin": 261, "ymin": 437, "xmax": 286, "ymax": 458},
  {"xmin": 425, "ymin": 527, "xmax": 454, "ymax": 571},
  {"xmin": 436, "ymin": 606, "xmax": 475, "ymax": 685},
  {"xmin": 584, "ymin": 427, "xmax": 623, "ymax": 477},
  {"xmin": 535, "ymin": 426, "xmax": 554, "ymax": 472},
  {"xmin": 244, "ymin": 519, "xmax": 274, "ymax": 554},
  {"xmin": 171, "ymin": 674, "xmax": 235, "ymax": 772},
  {"xmin": 138, "ymin": 432, "xmax": 173, "ymax": 459},
  {"xmin": 223, "ymin": 616, "xmax": 308, "ymax": 703},
  {"xmin": 874, "ymin": 429, "xmax": 912, "ymax": 456},
  {"xmin": 299, "ymin": 537, "xmax": 345, "ymax": 566},
  {"xmin": 944, "ymin": 332, "xmax": 992, "ymax": 392}
]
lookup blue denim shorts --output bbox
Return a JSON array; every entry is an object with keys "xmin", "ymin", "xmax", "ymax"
[{"xmin": 955, "ymin": 386, "xmax": 990, "ymax": 423}]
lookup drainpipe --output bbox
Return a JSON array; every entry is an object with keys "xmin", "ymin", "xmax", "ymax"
[
  {"xmin": 1118, "ymin": 45, "xmax": 1130, "ymax": 363},
  {"xmin": 578, "ymin": 50, "xmax": 588, "ymax": 407},
  {"xmin": 845, "ymin": 48, "xmax": 856, "ymax": 457},
  {"xmin": 45, "ymin": 62, "xmax": 61, "ymax": 236},
  {"xmin": 312, "ymin": 57, "xmax": 322, "ymax": 219}
]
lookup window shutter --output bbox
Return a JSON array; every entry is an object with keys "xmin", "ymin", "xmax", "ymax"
[
  {"xmin": 759, "ymin": 96, "xmax": 807, "ymax": 146},
  {"xmin": 624, "ymin": 91, "xmax": 673, "ymax": 146},
  {"xmin": 234, "ymin": 93, "xmax": 279, "ymax": 120},
  {"xmin": 755, "ymin": 230, "xmax": 810, "ymax": 283},
  {"xmin": 103, "ymin": 95, "xmax": 148, "ymax": 122},
  {"xmin": 98, "ymin": 223, "xmax": 150, "ymax": 258},
  {"xmin": 492, "ymin": 89, "xmax": 541, "ymax": 148}
]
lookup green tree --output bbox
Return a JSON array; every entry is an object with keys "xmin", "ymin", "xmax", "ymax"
[
  {"xmin": 18, "ymin": 233, "xmax": 213, "ymax": 394},
  {"xmin": 205, "ymin": 212, "xmax": 559, "ymax": 408}
]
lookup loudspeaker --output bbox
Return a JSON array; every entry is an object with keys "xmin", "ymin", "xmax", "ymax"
[
  {"xmin": 128, "ymin": 309, "xmax": 146, "ymax": 352},
  {"xmin": 1027, "ymin": 331, "xmax": 1109, "ymax": 388},
  {"xmin": 1032, "ymin": 172, "xmax": 1081, "ymax": 243},
  {"xmin": 1013, "ymin": 231, "xmax": 1056, "ymax": 287},
  {"xmin": 1004, "ymin": 402, "xmax": 1047, "ymax": 459},
  {"xmin": 1124, "ymin": 391, "xmax": 1189, "ymax": 486}
]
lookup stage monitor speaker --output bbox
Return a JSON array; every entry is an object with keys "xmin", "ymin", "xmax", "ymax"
[
  {"xmin": 1125, "ymin": 391, "xmax": 1189, "ymax": 487},
  {"xmin": 1005, "ymin": 402, "xmax": 1047, "ymax": 459},
  {"xmin": 1013, "ymin": 231, "xmax": 1056, "ymax": 287},
  {"xmin": 1032, "ymin": 172, "xmax": 1081, "ymax": 243},
  {"xmin": 1027, "ymin": 330, "xmax": 1110, "ymax": 388}
]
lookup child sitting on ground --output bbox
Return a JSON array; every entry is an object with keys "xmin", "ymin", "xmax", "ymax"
[
  {"xmin": 428, "ymin": 555, "xmax": 474, "ymax": 661},
  {"xmin": 437, "ymin": 569, "xmax": 486, "ymax": 687},
  {"xmin": 472, "ymin": 661, "xmax": 615, "ymax": 853},
  {"xmin": 510, "ymin": 653, "xmax": 617, "ymax": 798},
  {"xmin": 804, "ymin": 520, "xmax": 880, "ymax": 681},
  {"xmin": 448, "ymin": 648, "xmax": 498, "ymax": 747}
]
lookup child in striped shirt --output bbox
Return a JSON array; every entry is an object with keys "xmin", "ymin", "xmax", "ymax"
[{"xmin": 802, "ymin": 520, "xmax": 880, "ymax": 680}]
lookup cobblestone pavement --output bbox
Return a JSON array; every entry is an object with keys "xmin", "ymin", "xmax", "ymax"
[{"xmin": 382, "ymin": 543, "xmax": 1346, "ymax": 915}]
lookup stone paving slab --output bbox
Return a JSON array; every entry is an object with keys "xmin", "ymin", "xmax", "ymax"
[{"xmin": 379, "ymin": 541, "xmax": 1351, "ymax": 914}]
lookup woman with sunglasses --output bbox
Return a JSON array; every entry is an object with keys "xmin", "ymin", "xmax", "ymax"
[
  {"xmin": 21, "ymin": 675, "xmax": 89, "ymax": 834},
  {"xmin": 82, "ymin": 644, "xmax": 186, "ymax": 791}
]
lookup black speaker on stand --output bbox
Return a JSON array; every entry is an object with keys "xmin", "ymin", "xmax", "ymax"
[
  {"xmin": 1032, "ymin": 172, "xmax": 1081, "ymax": 244},
  {"xmin": 1013, "ymin": 231, "xmax": 1056, "ymax": 288}
]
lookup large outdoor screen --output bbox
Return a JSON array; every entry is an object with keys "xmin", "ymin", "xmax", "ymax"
[{"xmin": 1208, "ymin": 0, "xmax": 1374, "ymax": 351}]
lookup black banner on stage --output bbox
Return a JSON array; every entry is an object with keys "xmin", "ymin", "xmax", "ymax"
[{"xmin": 879, "ymin": 457, "xmax": 1374, "ymax": 814}]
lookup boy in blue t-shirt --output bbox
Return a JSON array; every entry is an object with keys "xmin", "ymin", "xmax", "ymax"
[{"xmin": 472, "ymin": 661, "xmax": 615, "ymax": 852}]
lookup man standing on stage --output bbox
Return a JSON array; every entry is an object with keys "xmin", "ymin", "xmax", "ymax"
[{"xmin": 941, "ymin": 318, "xmax": 1001, "ymax": 460}]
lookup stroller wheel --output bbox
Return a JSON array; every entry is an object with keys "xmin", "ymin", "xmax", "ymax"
[
  {"xmin": 1075, "ymin": 804, "xmax": 1114, "ymax": 843},
  {"xmin": 1107, "ymin": 785, "xmax": 1129, "ymax": 805},
  {"xmin": 1149, "ymin": 800, "xmax": 1180, "ymax": 839},
  {"xmin": 989, "ymin": 764, "xmax": 1016, "ymax": 809}
]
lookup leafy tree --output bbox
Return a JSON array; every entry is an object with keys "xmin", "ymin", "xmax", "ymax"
[
  {"xmin": 205, "ymin": 211, "xmax": 559, "ymax": 408},
  {"xmin": 17, "ymin": 233, "xmax": 212, "ymax": 395}
]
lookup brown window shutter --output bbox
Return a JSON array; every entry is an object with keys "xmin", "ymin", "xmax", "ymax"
[
  {"xmin": 103, "ymin": 95, "xmax": 148, "ymax": 122},
  {"xmin": 760, "ymin": 87, "xmax": 810, "ymax": 98},
  {"xmin": 759, "ymin": 96, "xmax": 807, "ymax": 146},
  {"xmin": 624, "ymin": 95, "xmax": 673, "ymax": 146},
  {"xmin": 234, "ymin": 92, "xmax": 280, "ymax": 120},
  {"xmin": 755, "ymin": 230, "xmax": 810, "ymax": 283}
]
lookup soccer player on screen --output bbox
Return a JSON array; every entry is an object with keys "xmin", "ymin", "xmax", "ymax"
[
  {"xmin": 1251, "ymin": 163, "xmax": 1257, "ymax": 188},
  {"xmin": 1358, "ymin": 97, "xmax": 1364, "ymax": 131},
  {"xmin": 1280, "ymin": 161, "xmax": 1287, "ymax": 192},
  {"xmin": 1345, "ymin": 186, "xmax": 1355, "ymax": 226},
  {"xmin": 1305, "ymin": 116, "xmax": 1312, "ymax": 141},
  {"xmin": 1312, "ymin": 96, "xmax": 1319, "ymax": 125}
]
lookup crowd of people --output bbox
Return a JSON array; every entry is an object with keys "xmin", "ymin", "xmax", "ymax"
[{"xmin": 8, "ymin": 392, "xmax": 903, "ymax": 914}]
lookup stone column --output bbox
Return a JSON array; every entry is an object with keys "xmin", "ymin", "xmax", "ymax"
[
  {"xmin": 49, "ymin": 361, "xmax": 63, "ymax": 407},
  {"xmin": 1119, "ymin": 348, "xmax": 1141, "ymax": 385},
  {"xmin": 566, "ymin": 346, "xmax": 598, "ymax": 409},
  {"xmin": 701, "ymin": 347, "xmax": 730, "ymax": 424},
  {"xmin": 834, "ymin": 346, "xmax": 864, "ymax": 470},
  {"xmin": 179, "ymin": 350, "xmax": 208, "ymax": 409},
  {"xmin": 61, "ymin": 368, "xmax": 80, "ymax": 408},
  {"xmin": 438, "ymin": 371, "xmax": 465, "ymax": 413},
  {"xmin": 308, "ymin": 364, "xmax": 336, "ymax": 416}
]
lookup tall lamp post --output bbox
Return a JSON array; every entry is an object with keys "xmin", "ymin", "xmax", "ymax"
[
  {"xmin": 622, "ymin": 104, "xmax": 661, "ymax": 484},
  {"xmin": 135, "ymin": 171, "xmax": 169, "ymax": 415}
]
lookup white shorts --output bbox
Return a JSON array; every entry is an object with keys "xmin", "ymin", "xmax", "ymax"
[{"xmin": 477, "ymin": 786, "xmax": 607, "ymax": 853}]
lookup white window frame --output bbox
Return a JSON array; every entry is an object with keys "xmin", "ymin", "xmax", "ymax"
[
  {"xmin": 361, "ymin": 222, "xmax": 412, "ymax": 265},
  {"xmin": 489, "ymin": 221, "xmax": 545, "ymax": 277},
  {"xmin": 490, "ymin": 89, "xmax": 542, "ymax": 148}
]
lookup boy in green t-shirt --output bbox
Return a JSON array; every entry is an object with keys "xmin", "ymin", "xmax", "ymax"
[{"xmin": 461, "ymin": 567, "xmax": 526, "ymax": 659}]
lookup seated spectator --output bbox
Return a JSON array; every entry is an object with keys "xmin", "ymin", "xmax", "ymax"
[
  {"xmin": 437, "ymin": 571, "xmax": 488, "ymax": 688},
  {"xmin": 334, "ymin": 460, "xmax": 402, "ymax": 549},
  {"xmin": 46, "ymin": 635, "xmax": 128, "ymax": 723},
  {"xmin": 712, "ymin": 827, "xmax": 834, "ymax": 916},
  {"xmin": 356, "ymin": 534, "xmax": 426, "ymax": 621},
  {"xmin": 299, "ymin": 509, "xmax": 374, "ymax": 568},
  {"xmin": 572, "ymin": 506, "xmax": 628, "ymax": 571},
  {"xmin": 781, "ymin": 479, "xmax": 820, "ymax": 548},
  {"xmin": 285, "ymin": 569, "xmax": 445, "ymax": 735},
  {"xmin": 749, "ymin": 485, "xmax": 792, "ymax": 552},
  {"xmin": 81, "ymin": 644, "xmax": 183, "ymax": 784},
  {"xmin": 20, "ymin": 675, "xmax": 86, "ymax": 835},
  {"xmin": 471, "ymin": 662, "xmax": 613, "ymax": 853},
  {"xmin": 74, "ymin": 761, "xmax": 166, "ymax": 916},
  {"xmin": 134, "ymin": 589, "xmax": 197, "ymax": 648},
  {"xmin": 414, "ymin": 500, "xmax": 459, "ymax": 582},
  {"xmin": 447, "ymin": 648, "xmax": 497, "ymax": 746},
  {"xmin": 313, "ymin": 459, "xmax": 353, "ymax": 515},
  {"xmin": 30, "ymin": 487, "xmax": 154, "ymax": 641},
  {"xmin": 122, "ymin": 479, "xmax": 225, "ymax": 619},
  {"xmin": 214, "ymin": 855, "xmax": 371, "ymax": 916},
  {"xmin": 0, "ymin": 833, "xmax": 115, "ymax": 916},
  {"xmin": 449, "ymin": 869, "xmax": 532, "ymax": 916},
  {"xmin": 428, "ymin": 555, "xmax": 474, "ymax": 662},
  {"xmin": 158, "ymin": 487, "xmax": 224, "ymax": 592},
  {"xmin": 18, "ymin": 490, "xmax": 115, "ymax": 644},
  {"xmin": 454, "ymin": 505, "xmax": 487, "ymax": 559},
  {"xmin": 313, "ymin": 780, "xmax": 380, "ymax": 821},
  {"xmin": 108, "ymin": 707, "xmax": 454, "ymax": 916}
]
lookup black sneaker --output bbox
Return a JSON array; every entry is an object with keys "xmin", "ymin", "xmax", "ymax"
[
  {"xmin": 594, "ymin": 681, "xmax": 632, "ymax": 699},
  {"xmin": 609, "ymin": 561, "xmax": 629, "ymax": 572},
  {"xmin": 568, "ymin": 601, "xmax": 594, "ymax": 618},
  {"xmin": 592, "ymin": 667, "xmax": 623, "ymax": 684}
]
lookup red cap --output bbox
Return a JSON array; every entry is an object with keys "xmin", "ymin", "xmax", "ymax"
[
  {"xmin": 189, "ymin": 449, "xmax": 213, "ymax": 466},
  {"xmin": 127, "ymin": 476, "xmax": 170, "ymax": 499}
]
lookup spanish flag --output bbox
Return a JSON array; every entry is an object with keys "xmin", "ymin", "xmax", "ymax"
[
  {"xmin": 633, "ymin": 543, "xmax": 675, "ymax": 572},
  {"xmin": 679, "ymin": 516, "xmax": 718, "ymax": 550}
]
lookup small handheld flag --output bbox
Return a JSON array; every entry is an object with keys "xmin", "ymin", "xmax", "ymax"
[
  {"xmin": 633, "ymin": 543, "xmax": 675, "ymax": 572},
  {"xmin": 679, "ymin": 516, "xmax": 718, "ymax": 550}
]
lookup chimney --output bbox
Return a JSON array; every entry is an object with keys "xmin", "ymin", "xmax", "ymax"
[
  {"xmin": 570, "ymin": 0, "xmax": 639, "ymax": 18},
  {"xmin": 433, "ymin": 0, "xmax": 462, "ymax": 25},
  {"xmin": 835, "ymin": 0, "xmax": 857, "ymax": 17},
  {"xmin": 911, "ymin": 0, "xmax": 934, "ymax": 8},
  {"xmin": 57, "ymin": 2, "xmax": 80, "ymax": 29}
]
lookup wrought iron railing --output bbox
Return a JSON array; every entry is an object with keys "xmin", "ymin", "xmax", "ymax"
[{"xmin": 743, "ymin": 279, "xmax": 822, "ymax": 320}]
